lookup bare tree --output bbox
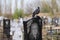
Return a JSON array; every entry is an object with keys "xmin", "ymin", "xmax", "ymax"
[
  {"xmin": 41, "ymin": 0, "xmax": 58, "ymax": 15},
  {"xmin": 0, "ymin": 0, "xmax": 2, "ymax": 16},
  {"xmin": 4, "ymin": 0, "xmax": 6, "ymax": 14},
  {"xmin": 51, "ymin": 0, "xmax": 57, "ymax": 15},
  {"xmin": 15, "ymin": 0, "xmax": 17, "ymax": 10},
  {"xmin": 4, "ymin": 0, "xmax": 12, "ymax": 18},
  {"xmin": 25, "ymin": 3, "xmax": 33, "ymax": 14},
  {"xmin": 0, "ymin": 0, "xmax": 1, "ymax": 15},
  {"xmin": 21, "ymin": 0, "xmax": 24, "ymax": 10},
  {"xmin": 25, "ymin": 0, "xmax": 41, "ymax": 14},
  {"xmin": 8, "ymin": 0, "xmax": 12, "ymax": 18},
  {"xmin": 10, "ymin": 0, "xmax": 12, "ymax": 14}
]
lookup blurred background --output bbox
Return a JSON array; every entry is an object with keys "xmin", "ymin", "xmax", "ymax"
[
  {"xmin": 0, "ymin": 0, "xmax": 60, "ymax": 18},
  {"xmin": 0, "ymin": 0, "xmax": 60, "ymax": 40}
]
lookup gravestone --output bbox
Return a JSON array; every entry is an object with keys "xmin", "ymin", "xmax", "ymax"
[
  {"xmin": 10, "ymin": 18, "xmax": 24, "ymax": 40},
  {"xmin": 23, "ymin": 16, "xmax": 42, "ymax": 40},
  {"xmin": 3, "ymin": 19, "xmax": 10, "ymax": 39}
]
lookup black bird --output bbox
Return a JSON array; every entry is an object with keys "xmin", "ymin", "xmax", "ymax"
[{"xmin": 32, "ymin": 7, "xmax": 40, "ymax": 17}]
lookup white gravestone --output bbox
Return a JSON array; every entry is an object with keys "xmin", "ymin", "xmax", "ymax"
[{"xmin": 10, "ymin": 18, "xmax": 24, "ymax": 40}]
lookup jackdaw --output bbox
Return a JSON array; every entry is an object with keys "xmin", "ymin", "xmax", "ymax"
[{"xmin": 32, "ymin": 7, "xmax": 40, "ymax": 17}]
